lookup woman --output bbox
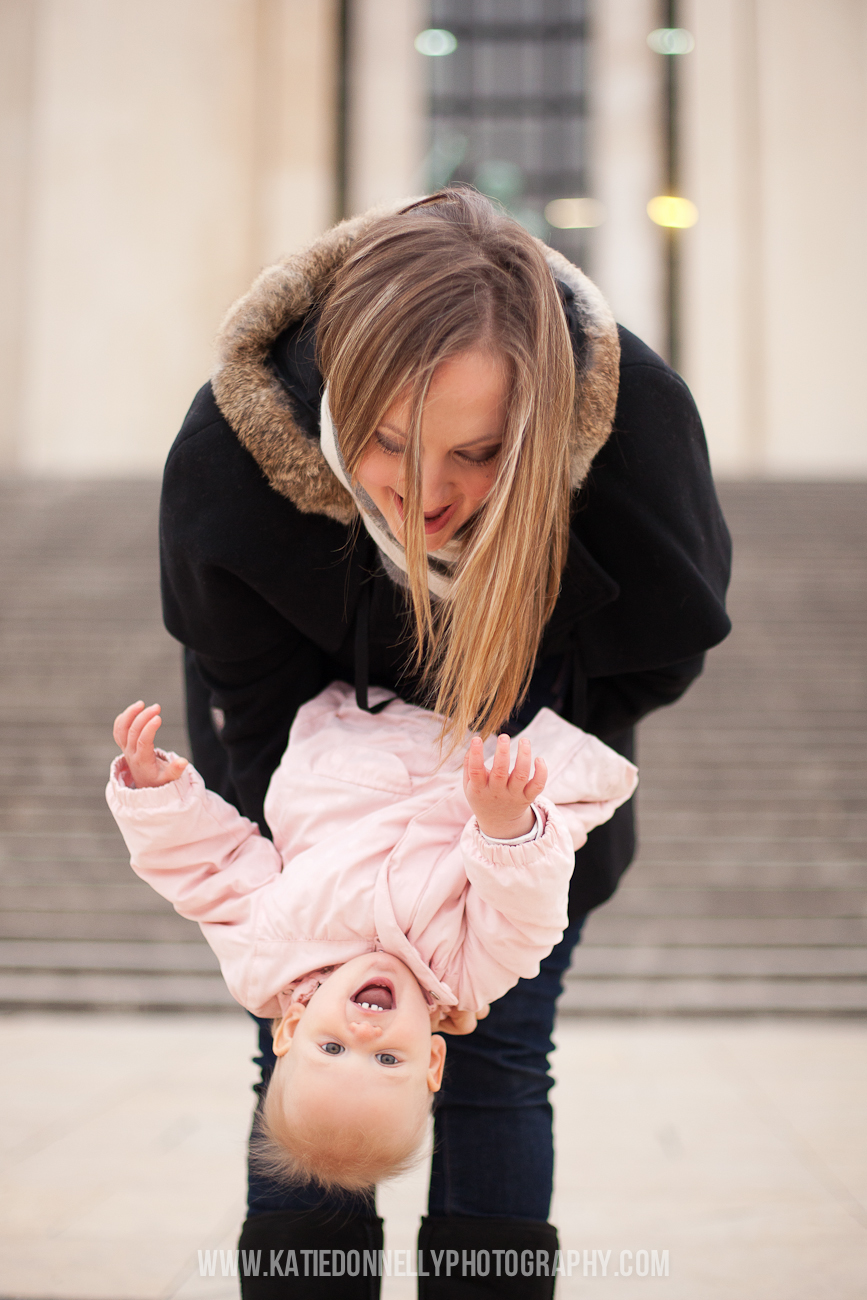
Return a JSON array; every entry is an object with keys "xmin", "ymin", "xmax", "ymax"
[{"xmin": 160, "ymin": 190, "xmax": 730, "ymax": 1298}]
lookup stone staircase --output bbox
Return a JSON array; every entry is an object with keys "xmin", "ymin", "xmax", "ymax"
[
  {"xmin": 1, "ymin": 479, "xmax": 865, "ymax": 1014},
  {"xmin": 0, "ymin": 480, "xmax": 232, "ymax": 1010},
  {"xmin": 563, "ymin": 482, "xmax": 867, "ymax": 1012}
]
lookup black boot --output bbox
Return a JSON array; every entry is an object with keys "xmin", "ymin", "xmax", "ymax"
[
  {"xmin": 238, "ymin": 1210, "xmax": 384, "ymax": 1298},
  {"xmin": 418, "ymin": 1215, "xmax": 559, "ymax": 1298}
]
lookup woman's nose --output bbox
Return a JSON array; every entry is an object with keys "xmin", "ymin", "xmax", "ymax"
[{"xmin": 418, "ymin": 455, "xmax": 454, "ymax": 509}]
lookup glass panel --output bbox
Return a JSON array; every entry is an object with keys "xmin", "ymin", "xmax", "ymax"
[{"xmin": 423, "ymin": 0, "xmax": 591, "ymax": 263}]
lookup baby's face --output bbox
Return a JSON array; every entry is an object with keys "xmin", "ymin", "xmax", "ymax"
[{"xmin": 272, "ymin": 953, "xmax": 446, "ymax": 1123}]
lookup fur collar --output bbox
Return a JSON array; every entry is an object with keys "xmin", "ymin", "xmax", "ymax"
[{"xmin": 212, "ymin": 202, "xmax": 621, "ymax": 526}]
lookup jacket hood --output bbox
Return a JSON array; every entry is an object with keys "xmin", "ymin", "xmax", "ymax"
[{"xmin": 211, "ymin": 201, "xmax": 621, "ymax": 526}]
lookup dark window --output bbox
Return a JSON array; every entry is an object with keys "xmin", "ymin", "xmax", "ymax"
[{"xmin": 425, "ymin": 0, "xmax": 592, "ymax": 266}]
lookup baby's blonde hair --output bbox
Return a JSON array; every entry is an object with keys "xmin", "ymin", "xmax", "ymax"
[{"xmin": 253, "ymin": 1054, "xmax": 431, "ymax": 1193}]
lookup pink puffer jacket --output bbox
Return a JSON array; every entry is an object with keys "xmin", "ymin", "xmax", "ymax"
[{"xmin": 106, "ymin": 684, "xmax": 638, "ymax": 1017}]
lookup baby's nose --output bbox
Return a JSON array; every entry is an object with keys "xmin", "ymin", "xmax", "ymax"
[{"xmin": 348, "ymin": 1020, "xmax": 382, "ymax": 1043}]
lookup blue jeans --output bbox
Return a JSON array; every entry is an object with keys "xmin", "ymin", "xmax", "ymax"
[{"xmin": 246, "ymin": 916, "xmax": 585, "ymax": 1223}]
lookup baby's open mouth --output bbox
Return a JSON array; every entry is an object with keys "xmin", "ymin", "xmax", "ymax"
[{"xmin": 351, "ymin": 981, "xmax": 395, "ymax": 1011}]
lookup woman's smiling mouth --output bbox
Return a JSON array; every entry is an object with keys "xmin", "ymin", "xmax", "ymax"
[{"xmin": 391, "ymin": 492, "xmax": 458, "ymax": 536}]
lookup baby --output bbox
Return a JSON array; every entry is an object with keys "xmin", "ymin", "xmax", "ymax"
[{"xmin": 107, "ymin": 684, "xmax": 637, "ymax": 1191}]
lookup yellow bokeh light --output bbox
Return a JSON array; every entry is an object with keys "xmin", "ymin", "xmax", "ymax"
[{"xmin": 647, "ymin": 195, "xmax": 698, "ymax": 228}]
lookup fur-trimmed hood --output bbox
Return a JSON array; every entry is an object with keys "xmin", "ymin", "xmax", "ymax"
[{"xmin": 211, "ymin": 202, "xmax": 621, "ymax": 526}]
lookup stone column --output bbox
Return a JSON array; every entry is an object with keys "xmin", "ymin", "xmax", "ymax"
[
  {"xmin": 680, "ymin": 0, "xmax": 867, "ymax": 476},
  {"xmin": 0, "ymin": 0, "xmax": 339, "ymax": 474},
  {"xmin": 590, "ymin": 0, "xmax": 667, "ymax": 358},
  {"xmin": 0, "ymin": 0, "xmax": 37, "ymax": 467},
  {"xmin": 346, "ymin": 0, "xmax": 426, "ymax": 214}
]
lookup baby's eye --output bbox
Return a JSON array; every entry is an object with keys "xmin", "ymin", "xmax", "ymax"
[
  {"xmin": 375, "ymin": 1051, "xmax": 399, "ymax": 1066},
  {"xmin": 321, "ymin": 1042, "xmax": 344, "ymax": 1055}
]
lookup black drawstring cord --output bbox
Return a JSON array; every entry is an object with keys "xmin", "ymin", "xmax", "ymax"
[{"xmin": 354, "ymin": 581, "xmax": 394, "ymax": 714}]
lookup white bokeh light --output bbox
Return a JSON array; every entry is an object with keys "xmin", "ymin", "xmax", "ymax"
[
  {"xmin": 647, "ymin": 28, "xmax": 695, "ymax": 55},
  {"xmin": 415, "ymin": 29, "xmax": 458, "ymax": 57},
  {"xmin": 544, "ymin": 197, "xmax": 606, "ymax": 229}
]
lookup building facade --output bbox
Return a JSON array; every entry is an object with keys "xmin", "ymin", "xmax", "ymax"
[{"xmin": 0, "ymin": 0, "xmax": 864, "ymax": 476}]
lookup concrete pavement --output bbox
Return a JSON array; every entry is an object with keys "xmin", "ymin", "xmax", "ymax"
[{"xmin": 1, "ymin": 1013, "xmax": 865, "ymax": 1300}]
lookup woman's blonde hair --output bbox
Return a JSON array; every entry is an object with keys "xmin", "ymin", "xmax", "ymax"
[{"xmin": 317, "ymin": 188, "xmax": 575, "ymax": 742}]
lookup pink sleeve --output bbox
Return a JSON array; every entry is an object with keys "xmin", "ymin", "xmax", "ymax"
[
  {"xmin": 542, "ymin": 728, "xmax": 639, "ymax": 849},
  {"xmin": 448, "ymin": 798, "xmax": 574, "ymax": 1009},
  {"xmin": 105, "ymin": 755, "xmax": 283, "ymax": 927}
]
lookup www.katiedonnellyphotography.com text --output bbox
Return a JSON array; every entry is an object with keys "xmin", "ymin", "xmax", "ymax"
[{"xmin": 198, "ymin": 1247, "xmax": 670, "ymax": 1280}]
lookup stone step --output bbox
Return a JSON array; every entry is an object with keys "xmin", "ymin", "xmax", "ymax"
[
  {"xmin": 581, "ymin": 915, "xmax": 867, "ymax": 946},
  {"xmin": 0, "ymin": 883, "xmax": 181, "ymax": 914},
  {"xmin": 591, "ymin": 887, "xmax": 867, "ymax": 918},
  {"xmin": 634, "ymin": 837, "xmax": 867, "ymax": 864},
  {"xmin": 0, "ymin": 938, "xmax": 218, "ymax": 971},
  {"xmin": 611, "ymin": 861, "xmax": 867, "ymax": 887},
  {"xmin": 0, "ymin": 970, "xmax": 237, "ymax": 1011},
  {"xmin": 0, "ymin": 909, "xmax": 196, "ymax": 943},
  {"xmin": 558, "ymin": 977, "xmax": 867, "ymax": 1014},
  {"xmin": 635, "ymin": 812, "xmax": 867, "ymax": 836},
  {"xmin": 567, "ymin": 945, "xmax": 867, "ymax": 977}
]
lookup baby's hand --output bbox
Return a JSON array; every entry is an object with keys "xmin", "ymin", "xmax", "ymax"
[
  {"xmin": 463, "ymin": 734, "xmax": 547, "ymax": 840},
  {"xmin": 432, "ymin": 1005, "xmax": 490, "ymax": 1036},
  {"xmin": 113, "ymin": 702, "xmax": 188, "ymax": 789}
]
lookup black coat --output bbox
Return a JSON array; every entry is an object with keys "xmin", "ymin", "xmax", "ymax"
[{"xmin": 159, "ymin": 322, "xmax": 731, "ymax": 918}]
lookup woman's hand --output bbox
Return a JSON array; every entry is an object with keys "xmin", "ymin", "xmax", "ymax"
[
  {"xmin": 463, "ymin": 734, "xmax": 547, "ymax": 840},
  {"xmin": 113, "ymin": 701, "xmax": 188, "ymax": 789}
]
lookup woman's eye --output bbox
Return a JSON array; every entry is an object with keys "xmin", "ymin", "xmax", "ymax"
[
  {"xmin": 375, "ymin": 433, "xmax": 404, "ymax": 456},
  {"xmin": 321, "ymin": 1042, "xmax": 344, "ymax": 1055},
  {"xmin": 375, "ymin": 1052, "xmax": 399, "ymax": 1066},
  {"xmin": 457, "ymin": 448, "xmax": 501, "ymax": 467}
]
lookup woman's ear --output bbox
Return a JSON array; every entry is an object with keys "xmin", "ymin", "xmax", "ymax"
[
  {"xmin": 271, "ymin": 1002, "xmax": 306, "ymax": 1057},
  {"xmin": 427, "ymin": 1033, "xmax": 447, "ymax": 1092}
]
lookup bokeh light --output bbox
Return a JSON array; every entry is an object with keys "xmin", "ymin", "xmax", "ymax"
[
  {"xmin": 474, "ymin": 160, "xmax": 523, "ymax": 205},
  {"xmin": 545, "ymin": 197, "xmax": 606, "ymax": 229},
  {"xmin": 415, "ymin": 29, "xmax": 458, "ymax": 57},
  {"xmin": 647, "ymin": 195, "xmax": 698, "ymax": 228},
  {"xmin": 647, "ymin": 28, "xmax": 695, "ymax": 55}
]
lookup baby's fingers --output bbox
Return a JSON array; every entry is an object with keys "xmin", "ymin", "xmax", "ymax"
[
  {"xmin": 113, "ymin": 701, "xmax": 144, "ymax": 750},
  {"xmin": 524, "ymin": 755, "xmax": 548, "ymax": 803},
  {"xmin": 436, "ymin": 1008, "xmax": 478, "ymax": 1036},
  {"xmin": 126, "ymin": 703, "xmax": 161, "ymax": 753},
  {"xmin": 136, "ymin": 712, "xmax": 163, "ymax": 758},
  {"xmin": 508, "ymin": 738, "xmax": 532, "ymax": 789},
  {"xmin": 488, "ymin": 733, "xmax": 512, "ymax": 785},
  {"xmin": 463, "ymin": 736, "xmax": 489, "ymax": 790},
  {"xmin": 162, "ymin": 756, "xmax": 188, "ymax": 782}
]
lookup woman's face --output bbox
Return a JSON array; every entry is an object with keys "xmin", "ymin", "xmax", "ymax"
[{"xmin": 355, "ymin": 347, "xmax": 509, "ymax": 550}]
